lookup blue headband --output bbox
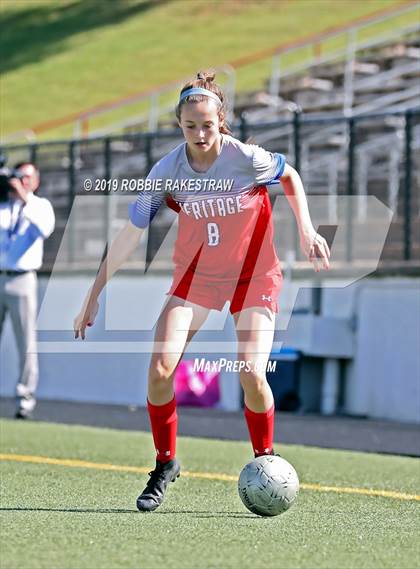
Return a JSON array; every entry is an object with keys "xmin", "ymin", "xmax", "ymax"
[{"xmin": 179, "ymin": 87, "xmax": 222, "ymax": 105}]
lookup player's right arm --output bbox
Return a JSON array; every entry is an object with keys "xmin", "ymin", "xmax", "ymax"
[{"xmin": 73, "ymin": 220, "xmax": 144, "ymax": 339}]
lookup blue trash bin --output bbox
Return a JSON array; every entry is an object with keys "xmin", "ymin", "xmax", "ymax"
[{"xmin": 267, "ymin": 347, "xmax": 301, "ymax": 412}]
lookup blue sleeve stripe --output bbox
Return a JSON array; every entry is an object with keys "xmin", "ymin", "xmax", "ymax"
[
  {"xmin": 265, "ymin": 153, "xmax": 286, "ymax": 186},
  {"xmin": 273, "ymin": 153, "xmax": 286, "ymax": 179},
  {"xmin": 128, "ymin": 192, "xmax": 163, "ymax": 228}
]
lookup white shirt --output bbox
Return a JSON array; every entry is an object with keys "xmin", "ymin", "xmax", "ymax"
[{"xmin": 0, "ymin": 193, "xmax": 55, "ymax": 271}]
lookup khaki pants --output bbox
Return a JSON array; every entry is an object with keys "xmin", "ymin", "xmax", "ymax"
[{"xmin": 0, "ymin": 271, "xmax": 39, "ymax": 398}]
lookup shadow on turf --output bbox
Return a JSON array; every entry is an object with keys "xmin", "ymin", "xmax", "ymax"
[
  {"xmin": 0, "ymin": 507, "xmax": 137, "ymax": 514},
  {"xmin": 1, "ymin": 507, "xmax": 258, "ymax": 518},
  {"xmin": 157, "ymin": 510, "xmax": 259, "ymax": 519}
]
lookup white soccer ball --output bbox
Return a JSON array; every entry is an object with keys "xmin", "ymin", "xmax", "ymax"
[{"xmin": 238, "ymin": 455, "xmax": 299, "ymax": 516}]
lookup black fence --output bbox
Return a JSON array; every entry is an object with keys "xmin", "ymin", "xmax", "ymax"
[{"xmin": 1, "ymin": 107, "xmax": 419, "ymax": 272}]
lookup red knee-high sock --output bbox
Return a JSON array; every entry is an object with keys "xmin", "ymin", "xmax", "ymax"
[
  {"xmin": 244, "ymin": 403, "xmax": 275, "ymax": 457},
  {"xmin": 147, "ymin": 397, "xmax": 177, "ymax": 463}
]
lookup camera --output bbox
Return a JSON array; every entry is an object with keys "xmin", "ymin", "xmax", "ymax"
[{"xmin": 0, "ymin": 155, "xmax": 25, "ymax": 202}]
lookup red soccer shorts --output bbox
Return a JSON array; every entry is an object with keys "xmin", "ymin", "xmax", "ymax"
[{"xmin": 168, "ymin": 268, "xmax": 283, "ymax": 314}]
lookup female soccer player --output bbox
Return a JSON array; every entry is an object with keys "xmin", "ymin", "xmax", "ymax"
[{"xmin": 74, "ymin": 71, "xmax": 330, "ymax": 512}]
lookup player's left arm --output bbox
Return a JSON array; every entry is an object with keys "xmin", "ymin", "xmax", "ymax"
[{"xmin": 279, "ymin": 164, "xmax": 330, "ymax": 272}]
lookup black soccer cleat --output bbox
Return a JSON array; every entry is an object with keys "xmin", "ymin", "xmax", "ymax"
[
  {"xmin": 136, "ymin": 458, "xmax": 181, "ymax": 512},
  {"xmin": 15, "ymin": 409, "xmax": 32, "ymax": 420},
  {"xmin": 15, "ymin": 394, "xmax": 36, "ymax": 420}
]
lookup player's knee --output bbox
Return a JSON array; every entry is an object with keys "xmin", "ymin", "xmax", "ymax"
[
  {"xmin": 149, "ymin": 358, "xmax": 176, "ymax": 384},
  {"xmin": 239, "ymin": 368, "xmax": 267, "ymax": 397}
]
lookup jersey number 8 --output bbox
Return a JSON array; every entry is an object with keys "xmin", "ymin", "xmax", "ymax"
[{"xmin": 207, "ymin": 222, "xmax": 220, "ymax": 246}]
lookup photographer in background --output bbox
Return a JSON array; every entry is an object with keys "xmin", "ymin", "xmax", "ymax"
[{"xmin": 0, "ymin": 162, "xmax": 55, "ymax": 418}]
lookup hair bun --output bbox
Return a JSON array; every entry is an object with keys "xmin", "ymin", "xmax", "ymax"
[{"xmin": 196, "ymin": 70, "xmax": 215, "ymax": 83}]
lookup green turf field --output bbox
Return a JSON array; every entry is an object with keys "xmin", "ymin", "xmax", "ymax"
[
  {"xmin": 0, "ymin": 419, "xmax": 419, "ymax": 569},
  {"xmin": 0, "ymin": 0, "xmax": 411, "ymax": 139}
]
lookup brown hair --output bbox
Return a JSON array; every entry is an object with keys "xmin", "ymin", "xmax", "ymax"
[{"xmin": 176, "ymin": 70, "xmax": 231, "ymax": 135}]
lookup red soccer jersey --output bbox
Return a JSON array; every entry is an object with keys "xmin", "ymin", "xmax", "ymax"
[
  {"xmin": 166, "ymin": 186, "xmax": 280, "ymax": 282},
  {"xmin": 130, "ymin": 134, "xmax": 286, "ymax": 283}
]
